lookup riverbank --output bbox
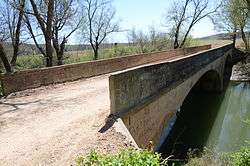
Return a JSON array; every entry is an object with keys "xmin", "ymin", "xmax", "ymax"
[{"xmin": 231, "ymin": 56, "xmax": 250, "ymax": 81}]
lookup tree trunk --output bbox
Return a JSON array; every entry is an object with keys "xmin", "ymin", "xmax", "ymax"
[
  {"xmin": 45, "ymin": 0, "xmax": 54, "ymax": 67},
  {"xmin": 241, "ymin": 27, "xmax": 249, "ymax": 51},
  {"xmin": 57, "ymin": 54, "xmax": 63, "ymax": 65},
  {"xmin": 57, "ymin": 49, "xmax": 64, "ymax": 65},
  {"xmin": 179, "ymin": 23, "xmax": 194, "ymax": 48},
  {"xmin": 94, "ymin": 49, "xmax": 98, "ymax": 60},
  {"xmin": 174, "ymin": 32, "xmax": 180, "ymax": 49},
  {"xmin": 58, "ymin": 38, "xmax": 66, "ymax": 65},
  {"xmin": 46, "ymin": 56, "xmax": 53, "ymax": 67},
  {"xmin": 11, "ymin": 46, "xmax": 18, "ymax": 66},
  {"xmin": 232, "ymin": 29, "xmax": 237, "ymax": 47},
  {"xmin": 45, "ymin": 39, "xmax": 53, "ymax": 67},
  {"xmin": 0, "ymin": 43, "xmax": 12, "ymax": 73},
  {"xmin": 11, "ymin": 0, "xmax": 26, "ymax": 66},
  {"xmin": 45, "ymin": 37, "xmax": 53, "ymax": 67}
]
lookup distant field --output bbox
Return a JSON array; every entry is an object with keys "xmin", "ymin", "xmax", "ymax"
[
  {"xmin": 0, "ymin": 38, "xmax": 239, "ymax": 72},
  {"xmin": 14, "ymin": 45, "xmax": 140, "ymax": 70},
  {"xmin": 196, "ymin": 39, "xmax": 233, "ymax": 47}
]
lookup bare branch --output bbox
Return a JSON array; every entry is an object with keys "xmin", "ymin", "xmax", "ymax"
[{"xmin": 81, "ymin": 0, "xmax": 119, "ymax": 60}]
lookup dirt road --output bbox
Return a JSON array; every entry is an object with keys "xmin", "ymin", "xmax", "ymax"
[{"xmin": 0, "ymin": 75, "xmax": 131, "ymax": 166}]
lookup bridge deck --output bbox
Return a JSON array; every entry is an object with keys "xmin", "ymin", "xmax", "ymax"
[{"xmin": 0, "ymin": 49, "xmax": 211, "ymax": 165}]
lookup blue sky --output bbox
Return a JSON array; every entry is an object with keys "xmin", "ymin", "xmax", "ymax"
[{"xmin": 107, "ymin": 0, "xmax": 218, "ymax": 43}]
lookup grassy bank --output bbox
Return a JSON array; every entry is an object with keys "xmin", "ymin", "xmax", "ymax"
[
  {"xmin": 76, "ymin": 147, "xmax": 250, "ymax": 166},
  {"xmin": 77, "ymin": 118, "xmax": 250, "ymax": 166},
  {"xmin": 185, "ymin": 147, "xmax": 250, "ymax": 166},
  {"xmin": 76, "ymin": 149, "xmax": 166, "ymax": 166}
]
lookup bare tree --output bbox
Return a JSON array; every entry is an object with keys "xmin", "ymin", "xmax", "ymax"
[
  {"xmin": 27, "ymin": 0, "xmax": 54, "ymax": 67},
  {"xmin": 0, "ymin": 16, "xmax": 12, "ymax": 73},
  {"xmin": 127, "ymin": 28, "xmax": 149, "ymax": 53},
  {"xmin": 212, "ymin": 0, "xmax": 239, "ymax": 46},
  {"xmin": 23, "ymin": 13, "xmax": 46, "ymax": 56},
  {"xmin": 53, "ymin": 0, "xmax": 81, "ymax": 65},
  {"xmin": 0, "ymin": 44, "xmax": 12, "ymax": 73},
  {"xmin": 81, "ymin": 0, "xmax": 119, "ymax": 60},
  {"xmin": 128, "ymin": 26, "xmax": 171, "ymax": 53},
  {"xmin": 166, "ymin": 0, "xmax": 220, "ymax": 49},
  {"xmin": 0, "ymin": 0, "xmax": 26, "ymax": 66}
]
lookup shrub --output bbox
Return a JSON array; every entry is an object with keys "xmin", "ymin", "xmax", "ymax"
[
  {"xmin": 16, "ymin": 54, "xmax": 45, "ymax": 70},
  {"xmin": 184, "ymin": 147, "xmax": 250, "ymax": 166},
  {"xmin": 76, "ymin": 149, "xmax": 168, "ymax": 166},
  {"xmin": 184, "ymin": 148, "xmax": 221, "ymax": 166},
  {"xmin": 64, "ymin": 52, "xmax": 93, "ymax": 64},
  {"xmin": 223, "ymin": 147, "xmax": 250, "ymax": 166}
]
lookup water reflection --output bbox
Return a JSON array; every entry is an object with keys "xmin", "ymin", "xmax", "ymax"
[{"xmin": 207, "ymin": 82, "xmax": 250, "ymax": 152}]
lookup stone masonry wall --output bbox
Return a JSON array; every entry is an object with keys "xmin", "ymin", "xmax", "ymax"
[
  {"xmin": 0, "ymin": 45, "xmax": 211, "ymax": 95},
  {"xmin": 109, "ymin": 44, "xmax": 233, "ymax": 149},
  {"xmin": 109, "ymin": 44, "xmax": 233, "ymax": 116}
]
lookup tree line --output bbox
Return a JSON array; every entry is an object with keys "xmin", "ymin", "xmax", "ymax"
[
  {"xmin": 0, "ymin": 0, "xmax": 118, "ymax": 73},
  {"xmin": 0, "ymin": 0, "xmax": 250, "ymax": 73}
]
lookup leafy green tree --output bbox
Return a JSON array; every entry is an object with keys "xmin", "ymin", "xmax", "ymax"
[
  {"xmin": 213, "ymin": 0, "xmax": 250, "ymax": 50},
  {"xmin": 231, "ymin": 0, "xmax": 249, "ymax": 50}
]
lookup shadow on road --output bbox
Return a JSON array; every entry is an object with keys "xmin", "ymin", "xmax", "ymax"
[
  {"xmin": 99, "ymin": 114, "xmax": 118, "ymax": 133},
  {"xmin": 0, "ymin": 100, "xmax": 41, "ymax": 116}
]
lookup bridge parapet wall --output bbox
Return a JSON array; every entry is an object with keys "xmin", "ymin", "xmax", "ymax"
[
  {"xmin": 110, "ymin": 44, "xmax": 233, "ymax": 115},
  {"xmin": 0, "ymin": 45, "xmax": 211, "ymax": 95},
  {"xmin": 109, "ymin": 44, "xmax": 233, "ymax": 149}
]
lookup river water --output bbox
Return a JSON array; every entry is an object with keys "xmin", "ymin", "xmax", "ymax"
[
  {"xmin": 159, "ymin": 82, "xmax": 250, "ymax": 159},
  {"xmin": 206, "ymin": 82, "xmax": 250, "ymax": 152}
]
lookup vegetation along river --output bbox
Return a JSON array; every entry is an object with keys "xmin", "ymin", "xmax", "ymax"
[{"xmin": 159, "ymin": 81, "xmax": 250, "ymax": 160}]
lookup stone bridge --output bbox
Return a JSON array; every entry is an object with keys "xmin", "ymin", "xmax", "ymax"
[
  {"xmin": 0, "ymin": 43, "xmax": 240, "ymax": 165},
  {"xmin": 109, "ymin": 44, "xmax": 235, "ymax": 150}
]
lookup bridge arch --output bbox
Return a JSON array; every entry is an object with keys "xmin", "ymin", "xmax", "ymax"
[
  {"xmin": 223, "ymin": 53, "xmax": 233, "ymax": 84},
  {"xmin": 159, "ymin": 70, "xmax": 224, "ymax": 158},
  {"xmin": 176, "ymin": 69, "xmax": 224, "ymax": 110},
  {"xmin": 191, "ymin": 70, "xmax": 223, "ymax": 93},
  {"xmin": 154, "ymin": 69, "xmax": 225, "ymax": 152}
]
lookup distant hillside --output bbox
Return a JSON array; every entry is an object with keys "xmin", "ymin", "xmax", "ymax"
[{"xmin": 198, "ymin": 32, "xmax": 241, "ymax": 41}]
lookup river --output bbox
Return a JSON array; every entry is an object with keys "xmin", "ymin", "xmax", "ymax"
[
  {"xmin": 159, "ymin": 81, "xmax": 250, "ymax": 159},
  {"xmin": 207, "ymin": 82, "xmax": 250, "ymax": 152}
]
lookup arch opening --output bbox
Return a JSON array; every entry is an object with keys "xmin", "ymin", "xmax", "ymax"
[
  {"xmin": 158, "ymin": 70, "xmax": 225, "ymax": 162},
  {"xmin": 224, "ymin": 55, "xmax": 233, "ymax": 86},
  {"xmin": 192, "ymin": 70, "xmax": 223, "ymax": 93}
]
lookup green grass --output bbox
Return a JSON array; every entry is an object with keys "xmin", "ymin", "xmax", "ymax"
[
  {"xmin": 64, "ymin": 50, "xmax": 94, "ymax": 64},
  {"xmin": 76, "ymin": 149, "xmax": 167, "ymax": 166},
  {"xmin": 76, "ymin": 147, "xmax": 250, "ymax": 166},
  {"xmin": 16, "ymin": 54, "xmax": 45, "ymax": 70},
  {"xmin": 13, "ymin": 45, "xmax": 153, "ymax": 71},
  {"xmin": 185, "ymin": 147, "xmax": 250, "ymax": 166}
]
